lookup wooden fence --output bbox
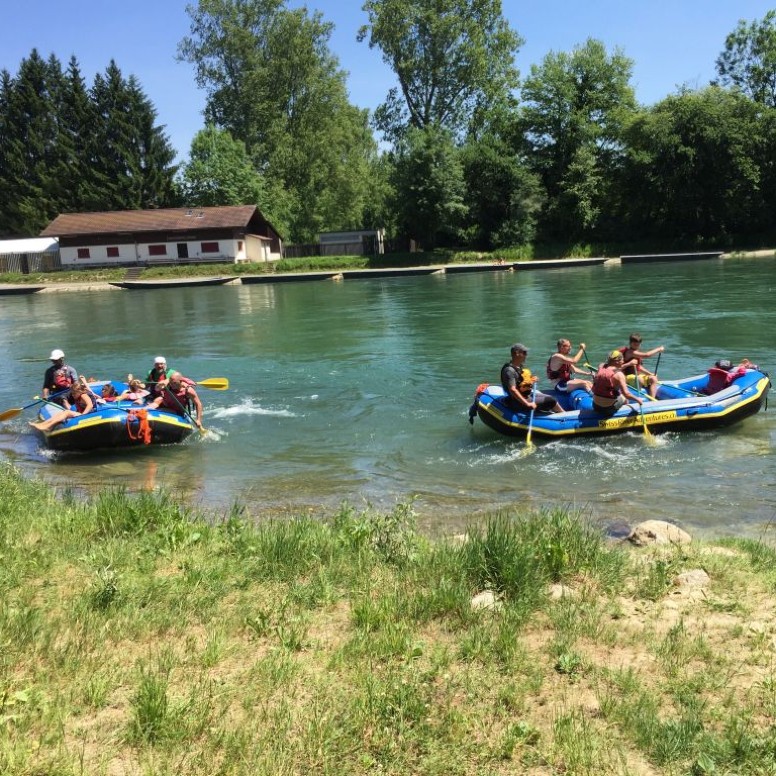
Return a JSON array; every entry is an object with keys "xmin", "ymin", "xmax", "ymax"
[
  {"xmin": 283, "ymin": 236, "xmax": 409, "ymax": 260},
  {"xmin": 0, "ymin": 251, "xmax": 62, "ymax": 274}
]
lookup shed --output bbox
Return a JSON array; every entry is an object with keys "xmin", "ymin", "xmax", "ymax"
[{"xmin": 0, "ymin": 237, "xmax": 60, "ymax": 273}]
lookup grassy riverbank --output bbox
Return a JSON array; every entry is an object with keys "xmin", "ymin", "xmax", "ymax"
[{"xmin": 3, "ymin": 464, "xmax": 776, "ymax": 774}]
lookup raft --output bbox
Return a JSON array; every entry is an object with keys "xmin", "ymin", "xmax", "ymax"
[
  {"xmin": 30, "ymin": 381, "xmax": 196, "ymax": 452},
  {"xmin": 470, "ymin": 369, "xmax": 770, "ymax": 439}
]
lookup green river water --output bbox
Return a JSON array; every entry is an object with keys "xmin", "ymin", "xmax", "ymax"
[{"xmin": 1, "ymin": 255, "xmax": 774, "ymax": 538}]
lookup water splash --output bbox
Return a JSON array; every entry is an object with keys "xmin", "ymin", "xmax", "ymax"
[{"xmin": 209, "ymin": 397, "xmax": 296, "ymax": 420}]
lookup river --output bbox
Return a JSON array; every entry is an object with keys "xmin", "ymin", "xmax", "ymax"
[{"xmin": 1, "ymin": 255, "xmax": 774, "ymax": 539}]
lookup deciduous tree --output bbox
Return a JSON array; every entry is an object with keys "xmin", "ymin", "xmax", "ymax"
[
  {"xmin": 391, "ymin": 126, "xmax": 466, "ymax": 249},
  {"xmin": 459, "ymin": 135, "xmax": 543, "ymax": 249},
  {"xmin": 179, "ymin": 0, "xmax": 378, "ymax": 241},
  {"xmin": 715, "ymin": 10, "xmax": 776, "ymax": 107},
  {"xmin": 519, "ymin": 39, "xmax": 636, "ymax": 241},
  {"xmin": 358, "ymin": 0, "xmax": 522, "ymax": 143},
  {"xmin": 179, "ymin": 125, "xmax": 268, "ymax": 208},
  {"xmin": 619, "ymin": 87, "xmax": 768, "ymax": 241}
]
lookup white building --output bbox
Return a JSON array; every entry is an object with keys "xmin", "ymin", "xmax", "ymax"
[{"xmin": 40, "ymin": 205, "xmax": 283, "ymax": 267}]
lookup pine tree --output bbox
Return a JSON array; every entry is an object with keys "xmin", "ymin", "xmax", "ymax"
[{"xmin": 1, "ymin": 50, "xmax": 62, "ymax": 235}]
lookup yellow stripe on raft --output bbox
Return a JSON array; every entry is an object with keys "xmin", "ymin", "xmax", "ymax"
[
  {"xmin": 45, "ymin": 412, "xmax": 192, "ymax": 437},
  {"xmin": 598, "ymin": 411, "xmax": 677, "ymax": 429}
]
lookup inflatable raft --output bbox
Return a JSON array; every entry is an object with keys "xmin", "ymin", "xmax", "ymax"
[
  {"xmin": 470, "ymin": 369, "xmax": 770, "ymax": 439},
  {"xmin": 29, "ymin": 381, "xmax": 196, "ymax": 452}
]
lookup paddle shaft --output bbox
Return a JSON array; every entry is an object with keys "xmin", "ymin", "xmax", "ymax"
[
  {"xmin": 526, "ymin": 383, "xmax": 537, "ymax": 447},
  {"xmin": 146, "ymin": 377, "xmax": 228, "ymax": 391},
  {"xmin": 0, "ymin": 388, "xmax": 71, "ymax": 422},
  {"xmin": 158, "ymin": 388, "xmax": 205, "ymax": 433},
  {"xmin": 638, "ymin": 398, "xmax": 655, "ymax": 443}
]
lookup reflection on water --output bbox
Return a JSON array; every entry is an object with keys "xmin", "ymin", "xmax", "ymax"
[{"xmin": 1, "ymin": 257, "xmax": 775, "ymax": 539}]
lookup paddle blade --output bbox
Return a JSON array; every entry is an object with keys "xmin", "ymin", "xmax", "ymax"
[
  {"xmin": 197, "ymin": 378, "xmax": 229, "ymax": 391},
  {"xmin": 640, "ymin": 410, "xmax": 658, "ymax": 446},
  {"xmin": 0, "ymin": 407, "xmax": 23, "ymax": 422}
]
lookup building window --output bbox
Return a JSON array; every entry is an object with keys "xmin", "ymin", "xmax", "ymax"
[
  {"xmin": 201, "ymin": 241, "xmax": 219, "ymax": 253},
  {"xmin": 148, "ymin": 244, "xmax": 167, "ymax": 256},
  {"xmin": 106, "ymin": 246, "xmax": 119, "ymax": 258},
  {"xmin": 237, "ymin": 240, "xmax": 244, "ymax": 252},
  {"xmin": 77, "ymin": 248, "xmax": 90, "ymax": 259}
]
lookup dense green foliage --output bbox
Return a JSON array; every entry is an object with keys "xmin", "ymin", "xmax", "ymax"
[
  {"xmin": 358, "ymin": 0, "xmax": 522, "ymax": 143},
  {"xmin": 715, "ymin": 9, "xmax": 776, "ymax": 107},
  {"xmin": 178, "ymin": 0, "xmax": 379, "ymax": 241},
  {"xmin": 0, "ymin": 52, "xmax": 178, "ymax": 237},
  {"xmin": 177, "ymin": 125, "xmax": 267, "ymax": 208},
  {"xmin": 1, "ymin": 7, "xmax": 775, "ymax": 252}
]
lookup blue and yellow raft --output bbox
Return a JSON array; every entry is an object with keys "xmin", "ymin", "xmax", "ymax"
[
  {"xmin": 471, "ymin": 369, "xmax": 770, "ymax": 439},
  {"xmin": 30, "ymin": 381, "xmax": 196, "ymax": 452}
]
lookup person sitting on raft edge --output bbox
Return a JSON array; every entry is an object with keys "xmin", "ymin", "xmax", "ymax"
[
  {"xmin": 592, "ymin": 350, "xmax": 644, "ymax": 416},
  {"xmin": 546, "ymin": 338, "xmax": 593, "ymax": 393},
  {"xmin": 617, "ymin": 333, "xmax": 664, "ymax": 398},
  {"xmin": 501, "ymin": 343, "xmax": 563, "ymax": 414},
  {"xmin": 29, "ymin": 381, "xmax": 94, "ymax": 432},
  {"xmin": 147, "ymin": 371, "xmax": 204, "ymax": 430},
  {"xmin": 702, "ymin": 358, "xmax": 758, "ymax": 395}
]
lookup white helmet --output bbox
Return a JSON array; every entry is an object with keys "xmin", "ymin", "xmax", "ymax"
[{"xmin": 50, "ymin": 349, "xmax": 65, "ymax": 360}]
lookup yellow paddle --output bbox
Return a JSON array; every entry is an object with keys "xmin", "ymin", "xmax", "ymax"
[
  {"xmin": 147, "ymin": 377, "xmax": 229, "ymax": 391},
  {"xmin": 638, "ymin": 399, "xmax": 656, "ymax": 445},
  {"xmin": 0, "ymin": 389, "xmax": 70, "ymax": 422},
  {"xmin": 525, "ymin": 382, "xmax": 537, "ymax": 451},
  {"xmin": 195, "ymin": 377, "xmax": 229, "ymax": 390}
]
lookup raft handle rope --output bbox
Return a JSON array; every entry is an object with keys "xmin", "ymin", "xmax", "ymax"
[
  {"xmin": 126, "ymin": 409, "xmax": 152, "ymax": 444},
  {"xmin": 469, "ymin": 383, "xmax": 490, "ymax": 424}
]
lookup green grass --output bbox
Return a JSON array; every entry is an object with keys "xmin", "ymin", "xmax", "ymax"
[{"xmin": 4, "ymin": 462, "xmax": 776, "ymax": 774}]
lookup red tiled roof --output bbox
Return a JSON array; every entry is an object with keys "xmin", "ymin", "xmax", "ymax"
[{"xmin": 40, "ymin": 206, "xmax": 261, "ymax": 237}]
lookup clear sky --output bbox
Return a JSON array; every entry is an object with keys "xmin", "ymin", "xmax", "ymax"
[{"xmin": 1, "ymin": 0, "xmax": 773, "ymax": 162}]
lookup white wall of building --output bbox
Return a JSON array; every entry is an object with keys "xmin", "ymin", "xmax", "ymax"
[{"xmin": 59, "ymin": 237, "xmax": 279, "ymax": 266}]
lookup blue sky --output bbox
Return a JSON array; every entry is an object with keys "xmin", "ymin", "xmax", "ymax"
[{"xmin": 1, "ymin": 1, "xmax": 773, "ymax": 161}]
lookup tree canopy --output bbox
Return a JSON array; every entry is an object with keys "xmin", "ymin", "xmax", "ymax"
[
  {"xmin": 178, "ymin": 125, "xmax": 268, "ymax": 209},
  {"xmin": 357, "ymin": 0, "xmax": 522, "ymax": 142},
  {"xmin": 0, "ymin": 52, "xmax": 177, "ymax": 237},
  {"xmin": 178, "ymin": 0, "xmax": 379, "ymax": 241},
  {"xmin": 518, "ymin": 39, "xmax": 636, "ymax": 240},
  {"xmin": 715, "ymin": 10, "xmax": 776, "ymax": 107}
]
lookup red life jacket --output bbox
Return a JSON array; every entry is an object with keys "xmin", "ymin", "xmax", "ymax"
[
  {"xmin": 593, "ymin": 366, "xmax": 619, "ymax": 399},
  {"xmin": 546, "ymin": 356, "xmax": 572, "ymax": 382},
  {"xmin": 70, "ymin": 393, "xmax": 90, "ymax": 412},
  {"xmin": 159, "ymin": 384, "xmax": 190, "ymax": 415},
  {"xmin": 704, "ymin": 366, "xmax": 746, "ymax": 395},
  {"xmin": 53, "ymin": 367, "xmax": 74, "ymax": 389}
]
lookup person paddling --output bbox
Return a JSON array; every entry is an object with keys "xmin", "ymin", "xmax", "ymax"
[
  {"xmin": 42, "ymin": 349, "xmax": 78, "ymax": 406},
  {"xmin": 616, "ymin": 333, "xmax": 664, "ymax": 398},
  {"xmin": 546, "ymin": 339, "xmax": 592, "ymax": 393},
  {"xmin": 148, "ymin": 371, "xmax": 204, "ymax": 430},
  {"xmin": 592, "ymin": 351, "xmax": 643, "ymax": 416},
  {"xmin": 146, "ymin": 356, "xmax": 196, "ymax": 396},
  {"xmin": 501, "ymin": 343, "xmax": 563, "ymax": 414}
]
